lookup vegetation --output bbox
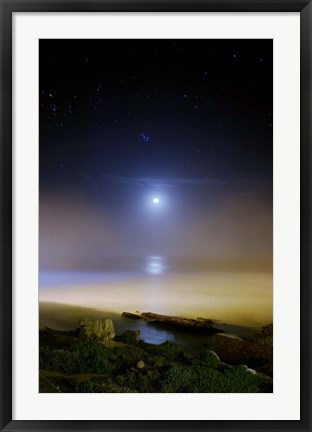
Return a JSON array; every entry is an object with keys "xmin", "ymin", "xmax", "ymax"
[{"xmin": 39, "ymin": 329, "xmax": 270, "ymax": 393}]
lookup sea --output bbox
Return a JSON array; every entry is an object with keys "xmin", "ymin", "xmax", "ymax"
[{"xmin": 39, "ymin": 256, "xmax": 272, "ymax": 351}]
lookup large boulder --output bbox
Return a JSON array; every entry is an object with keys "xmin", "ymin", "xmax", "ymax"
[
  {"xmin": 215, "ymin": 333, "xmax": 273, "ymax": 374},
  {"xmin": 77, "ymin": 317, "xmax": 115, "ymax": 342}
]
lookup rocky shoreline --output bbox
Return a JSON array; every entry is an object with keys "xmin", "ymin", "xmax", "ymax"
[{"xmin": 39, "ymin": 312, "xmax": 273, "ymax": 393}]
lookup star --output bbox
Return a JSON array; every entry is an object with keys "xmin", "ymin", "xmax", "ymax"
[{"xmin": 140, "ymin": 133, "xmax": 151, "ymax": 143}]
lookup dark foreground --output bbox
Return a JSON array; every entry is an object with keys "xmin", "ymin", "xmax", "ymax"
[{"xmin": 39, "ymin": 318, "xmax": 273, "ymax": 393}]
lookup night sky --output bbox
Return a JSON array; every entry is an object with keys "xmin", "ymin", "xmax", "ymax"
[{"xmin": 39, "ymin": 39, "xmax": 273, "ymax": 271}]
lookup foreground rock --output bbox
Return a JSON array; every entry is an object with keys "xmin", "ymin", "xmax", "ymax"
[
  {"xmin": 136, "ymin": 360, "xmax": 145, "ymax": 369},
  {"xmin": 141, "ymin": 312, "xmax": 221, "ymax": 332},
  {"xmin": 215, "ymin": 333, "xmax": 273, "ymax": 375},
  {"xmin": 77, "ymin": 317, "xmax": 115, "ymax": 342}
]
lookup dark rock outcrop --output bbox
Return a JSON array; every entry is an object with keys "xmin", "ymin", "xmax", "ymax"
[
  {"xmin": 215, "ymin": 333, "xmax": 273, "ymax": 375},
  {"xmin": 115, "ymin": 330, "xmax": 141, "ymax": 344},
  {"xmin": 122, "ymin": 312, "xmax": 142, "ymax": 319},
  {"xmin": 141, "ymin": 312, "xmax": 221, "ymax": 332}
]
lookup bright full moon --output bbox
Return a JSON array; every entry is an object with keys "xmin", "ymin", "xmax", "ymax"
[{"xmin": 153, "ymin": 197, "xmax": 160, "ymax": 204}]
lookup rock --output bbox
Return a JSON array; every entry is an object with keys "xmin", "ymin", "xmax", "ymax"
[
  {"xmin": 195, "ymin": 350, "xmax": 221, "ymax": 368},
  {"xmin": 141, "ymin": 312, "xmax": 222, "ymax": 333},
  {"xmin": 218, "ymin": 333, "xmax": 243, "ymax": 340},
  {"xmin": 77, "ymin": 317, "xmax": 115, "ymax": 342},
  {"xmin": 196, "ymin": 317, "xmax": 215, "ymax": 324},
  {"xmin": 136, "ymin": 360, "xmax": 145, "ymax": 369},
  {"xmin": 242, "ymin": 364, "xmax": 257, "ymax": 375},
  {"xmin": 261, "ymin": 323, "xmax": 273, "ymax": 336},
  {"xmin": 219, "ymin": 361, "xmax": 233, "ymax": 370},
  {"xmin": 215, "ymin": 333, "xmax": 273, "ymax": 374},
  {"xmin": 257, "ymin": 335, "xmax": 273, "ymax": 347},
  {"xmin": 209, "ymin": 350, "xmax": 221, "ymax": 363},
  {"xmin": 256, "ymin": 371, "xmax": 273, "ymax": 388},
  {"xmin": 116, "ymin": 330, "xmax": 140, "ymax": 344},
  {"xmin": 122, "ymin": 312, "xmax": 142, "ymax": 319}
]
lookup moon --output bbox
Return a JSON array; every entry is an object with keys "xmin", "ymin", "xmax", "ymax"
[{"xmin": 153, "ymin": 197, "xmax": 160, "ymax": 204}]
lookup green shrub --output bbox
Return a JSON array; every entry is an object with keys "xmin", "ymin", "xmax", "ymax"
[
  {"xmin": 147, "ymin": 341, "xmax": 184, "ymax": 361},
  {"xmin": 162, "ymin": 364, "xmax": 222, "ymax": 393},
  {"xmin": 161, "ymin": 363, "xmax": 260, "ymax": 393},
  {"xmin": 40, "ymin": 340, "xmax": 118, "ymax": 374},
  {"xmin": 40, "ymin": 338, "xmax": 150, "ymax": 376},
  {"xmin": 162, "ymin": 364, "xmax": 199, "ymax": 392},
  {"xmin": 219, "ymin": 365, "xmax": 260, "ymax": 393},
  {"xmin": 192, "ymin": 350, "xmax": 220, "ymax": 369}
]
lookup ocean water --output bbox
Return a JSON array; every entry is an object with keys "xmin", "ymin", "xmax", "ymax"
[{"xmin": 39, "ymin": 256, "xmax": 272, "ymax": 349}]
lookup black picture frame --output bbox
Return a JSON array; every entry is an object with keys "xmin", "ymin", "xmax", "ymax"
[{"xmin": 1, "ymin": 1, "xmax": 311, "ymax": 431}]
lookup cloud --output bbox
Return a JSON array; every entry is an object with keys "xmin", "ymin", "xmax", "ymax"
[{"xmin": 104, "ymin": 175, "xmax": 233, "ymax": 189}]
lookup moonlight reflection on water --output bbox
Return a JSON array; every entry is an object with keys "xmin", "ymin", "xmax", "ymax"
[
  {"xmin": 39, "ymin": 256, "xmax": 272, "ymax": 328},
  {"xmin": 145, "ymin": 256, "xmax": 167, "ymax": 275}
]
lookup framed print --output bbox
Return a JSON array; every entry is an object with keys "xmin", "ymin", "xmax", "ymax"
[{"xmin": 0, "ymin": 1, "xmax": 311, "ymax": 432}]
